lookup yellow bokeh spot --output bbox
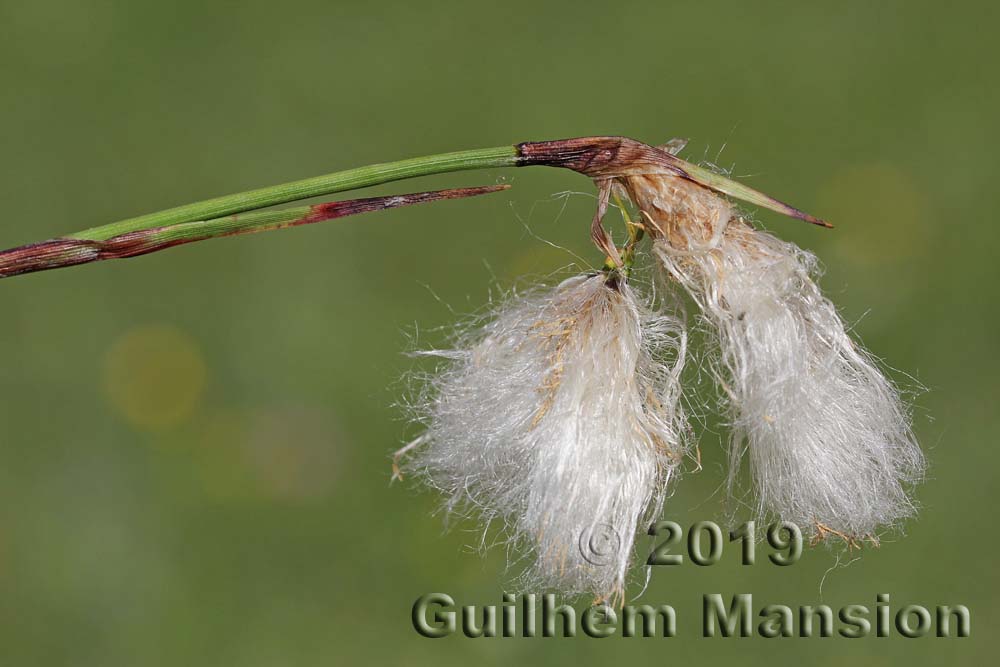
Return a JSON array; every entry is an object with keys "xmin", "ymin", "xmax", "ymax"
[
  {"xmin": 816, "ymin": 163, "xmax": 931, "ymax": 265},
  {"xmin": 104, "ymin": 325, "xmax": 207, "ymax": 430}
]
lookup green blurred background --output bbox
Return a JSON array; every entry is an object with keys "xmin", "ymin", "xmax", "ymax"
[{"xmin": 0, "ymin": 0, "xmax": 994, "ymax": 664}]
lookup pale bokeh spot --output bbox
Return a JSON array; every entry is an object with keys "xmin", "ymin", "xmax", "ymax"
[
  {"xmin": 195, "ymin": 406, "xmax": 343, "ymax": 503},
  {"xmin": 243, "ymin": 406, "xmax": 343, "ymax": 501},
  {"xmin": 104, "ymin": 325, "xmax": 207, "ymax": 430}
]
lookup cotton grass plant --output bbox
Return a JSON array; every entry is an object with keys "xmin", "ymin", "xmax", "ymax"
[{"xmin": 0, "ymin": 135, "xmax": 924, "ymax": 603}]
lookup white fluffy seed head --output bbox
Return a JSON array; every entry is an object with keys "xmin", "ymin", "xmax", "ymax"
[
  {"xmin": 406, "ymin": 273, "xmax": 688, "ymax": 603},
  {"xmin": 642, "ymin": 175, "xmax": 924, "ymax": 540}
]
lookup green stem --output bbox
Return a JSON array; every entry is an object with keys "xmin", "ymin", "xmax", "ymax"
[
  {"xmin": 0, "ymin": 136, "xmax": 828, "ymax": 281},
  {"xmin": 68, "ymin": 145, "xmax": 519, "ymax": 242}
]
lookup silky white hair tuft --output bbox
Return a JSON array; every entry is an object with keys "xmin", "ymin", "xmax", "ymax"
[
  {"xmin": 405, "ymin": 273, "xmax": 688, "ymax": 603},
  {"xmin": 643, "ymin": 175, "xmax": 924, "ymax": 540}
]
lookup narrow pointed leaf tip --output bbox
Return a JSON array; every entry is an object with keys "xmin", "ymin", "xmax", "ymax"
[{"xmin": 671, "ymin": 157, "xmax": 832, "ymax": 228}]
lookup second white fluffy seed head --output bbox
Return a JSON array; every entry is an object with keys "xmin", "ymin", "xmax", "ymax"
[{"xmin": 629, "ymin": 172, "xmax": 925, "ymax": 541}]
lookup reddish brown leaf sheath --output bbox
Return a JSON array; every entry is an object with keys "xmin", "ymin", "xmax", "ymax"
[{"xmin": 0, "ymin": 184, "xmax": 510, "ymax": 279}]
